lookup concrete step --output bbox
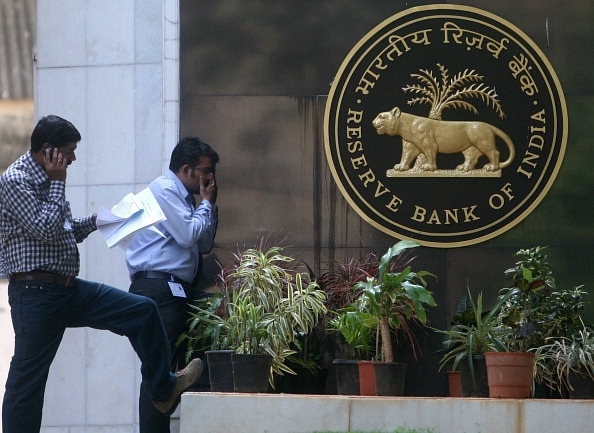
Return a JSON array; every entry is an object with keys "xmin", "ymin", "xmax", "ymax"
[{"xmin": 181, "ymin": 392, "xmax": 594, "ymax": 433}]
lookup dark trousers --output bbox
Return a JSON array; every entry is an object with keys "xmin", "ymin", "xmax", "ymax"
[
  {"xmin": 2, "ymin": 278, "xmax": 176, "ymax": 433},
  {"xmin": 129, "ymin": 277, "xmax": 190, "ymax": 433}
]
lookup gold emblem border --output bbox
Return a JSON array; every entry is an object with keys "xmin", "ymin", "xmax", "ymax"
[{"xmin": 323, "ymin": 4, "xmax": 568, "ymax": 248}]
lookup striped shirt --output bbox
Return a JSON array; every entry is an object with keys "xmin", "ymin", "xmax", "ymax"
[{"xmin": 0, "ymin": 151, "xmax": 96, "ymax": 278}]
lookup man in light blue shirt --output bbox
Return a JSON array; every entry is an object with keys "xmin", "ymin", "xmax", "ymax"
[{"xmin": 126, "ymin": 137, "xmax": 218, "ymax": 433}]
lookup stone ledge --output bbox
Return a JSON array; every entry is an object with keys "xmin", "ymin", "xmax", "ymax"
[{"xmin": 181, "ymin": 392, "xmax": 594, "ymax": 433}]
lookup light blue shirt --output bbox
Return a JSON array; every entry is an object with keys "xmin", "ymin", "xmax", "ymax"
[{"xmin": 125, "ymin": 169, "xmax": 218, "ymax": 283}]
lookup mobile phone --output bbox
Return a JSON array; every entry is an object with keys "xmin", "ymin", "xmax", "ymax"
[{"xmin": 46, "ymin": 146, "xmax": 56, "ymax": 161}]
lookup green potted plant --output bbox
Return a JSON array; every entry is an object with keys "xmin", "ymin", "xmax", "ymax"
[
  {"xmin": 325, "ymin": 306, "xmax": 376, "ymax": 395},
  {"xmin": 182, "ymin": 291, "xmax": 236, "ymax": 391},
  {"xmin": 436, "ymin": 288, "xmax": 508, "ymax": 397},
  {"xmin": 487, "ymin": 246, "xmax": 588, "ymax": 398},
  {"xmin": 329, "ymin": 240, "xmax": 436, "ymax": 395},
  {"xmin": 495, "ymin": 246, "xmax": 558, "ymax": 352},
  {"xmin": 484, "ymin": 246, "xmax": 555, "ymax": 397},
  {"xmin": 184, "ymin": 243, "xmax": 327, "ymax": 392},
  {"xmin": 318, "ymin": 250, "xmax": 381, "ymax": 394}
]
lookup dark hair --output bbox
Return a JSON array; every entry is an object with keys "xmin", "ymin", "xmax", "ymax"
[
  {"xmin": 169, "ymin": 137, "xmax": 219, "ymax": 172},
  {"xmin": 30, "ymin": 115, "xmax": 81, "ymax": 152}
]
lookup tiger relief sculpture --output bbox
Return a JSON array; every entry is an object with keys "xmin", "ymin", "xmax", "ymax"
[{"xmin": 372, "ymin": 107, "xmax": 515, "ymax": 172}]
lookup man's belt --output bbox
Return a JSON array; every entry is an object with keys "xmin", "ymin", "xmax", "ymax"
[
  {"xmin": 9, "ymin": 271, "xmax": 77, "ymax": 288},
  {"xmin": 132, "ymin": 270, "xmax": 189, "ymax": 286}
]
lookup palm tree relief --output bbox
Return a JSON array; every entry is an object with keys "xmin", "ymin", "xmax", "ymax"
[{"xmin": 372, "ymin": 64, "xmax": 516, "ymax": 177}]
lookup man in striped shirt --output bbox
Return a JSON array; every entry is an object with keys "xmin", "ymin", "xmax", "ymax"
[{"xmin": 0, "ymin": 115, "xmax": 202, "ymax": 433}]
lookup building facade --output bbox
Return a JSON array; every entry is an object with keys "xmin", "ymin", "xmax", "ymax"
[{"xmin": 0, "ymin": 0, "xmax": 592, "ymax": 431}]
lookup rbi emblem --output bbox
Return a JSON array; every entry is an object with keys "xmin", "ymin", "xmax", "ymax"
[{"xmin": 324, "ymin": 5, "xmax": 567, "ymax": 247}]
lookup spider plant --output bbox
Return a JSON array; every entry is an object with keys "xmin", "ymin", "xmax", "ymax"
[
  {"xmin": 534, "ymin": 322, "xmax": 594, "ymax": 396},
  {"xmin": 437, "ymin": 289, "xmax": 508, "ymax": 370},
  {"xmin": 435, "ymin": 288, "xmax": 508, "ymax": 393}
]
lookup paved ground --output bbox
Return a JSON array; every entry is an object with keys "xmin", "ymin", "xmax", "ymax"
[{"xmin": 1, "ymin": 280, "xmax": 13, "ymax": 430}]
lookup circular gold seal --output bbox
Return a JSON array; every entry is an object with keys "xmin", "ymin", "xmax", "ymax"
[{"xmin": 324, "ymin": 5, "xmax": 567, "ymax": 248}]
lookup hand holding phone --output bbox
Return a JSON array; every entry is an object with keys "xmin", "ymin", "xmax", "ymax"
[
  {"xmin": 46, "ymin": 146, "xmax": 56, "ymax": 162},
  {"xmin": 199, "ymin": 173, "xmax": 217, "ymax": 204},
  {"xmin": 43, "ymin": 145, "xmax": 67, "ymax": 181}
]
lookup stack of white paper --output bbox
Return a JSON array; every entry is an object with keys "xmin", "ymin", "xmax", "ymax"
[{"xmin": 96, "ymin": 187, "xmax": 166, "ymax": 248}]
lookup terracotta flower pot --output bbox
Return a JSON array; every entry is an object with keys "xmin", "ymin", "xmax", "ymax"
[
  {"xmin": 357, "ymin": 360, "xmax": 407, "ymax": 396},
  {"xmin": 447, "ymin": 370, "xmax": 463, "ymax": 397},
  {"xmin": 358, "ymin": 361, "xmax": 377, "ymax": 395},
  {"xmin": 485, "ymin": 351, "xmax": 535, "ymax": 398}
]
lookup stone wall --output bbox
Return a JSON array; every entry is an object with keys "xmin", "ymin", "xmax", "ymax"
[{"xmin": 0, "ymin": 98, "xmax": 33, "ymax": 172}]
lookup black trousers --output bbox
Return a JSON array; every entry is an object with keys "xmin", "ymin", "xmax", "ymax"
[
  {"xmin": 129, "ymin": 277, "xmax": 189, "ymax": 433},
  {"xmin": 3, "ymin": 278, "xmax": 176, "ymax": 433}
]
